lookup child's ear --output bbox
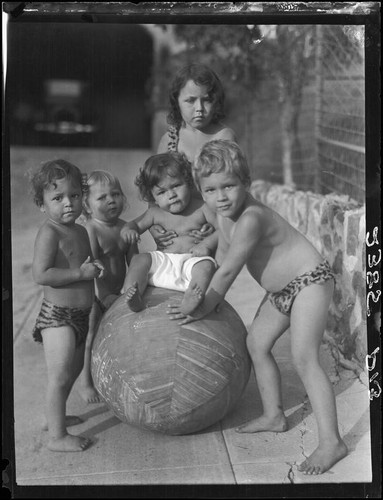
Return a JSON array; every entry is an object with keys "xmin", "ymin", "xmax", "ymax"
[{"xmin": 83, "ymin": 201, "xmax": 92, "ymax": 215}]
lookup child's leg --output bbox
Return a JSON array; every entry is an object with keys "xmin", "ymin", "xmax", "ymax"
[
  {"xmin": 42, "ymin": 326, "xmax": 91, "ymax": 452},
  {"xmin": 179, "ymin": 259, "xmax": 216, "ymax": 315},
  {"xmin": 78, "ymin": 301, "xmax": 102, "ymax": 403},
  {"xmin": 290, "ymin": 280, "xmax": 347, "ymax": 474},
  {"xmin": 236, "ymin": 295, "xmax": 290, "ymax": 433},
  {"xmin": 42, "ymin": 338, "xmax": 88, "ymax": 429},
  {"xmin": 124, "ymin": 253, "xmax": 152, "ymax": 312}
]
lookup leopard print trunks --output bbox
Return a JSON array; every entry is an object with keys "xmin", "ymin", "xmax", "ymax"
[
  {"xmin": 267, "ymin": 260, "xmax": 335, "ymax": 316},
  {"xmin": 32, "ymin": 298, "xmax": 92, "ymax": 346}
]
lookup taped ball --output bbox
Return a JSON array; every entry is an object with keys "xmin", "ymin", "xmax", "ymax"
[{"xmin": 91, "ymin": 286, "xmax": 251, "ymax": 435}]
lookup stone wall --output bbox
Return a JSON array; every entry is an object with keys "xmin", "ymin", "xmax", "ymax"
[{"xmin": 250, "ymin": 180, "xmax": 366, "ymax": 371}]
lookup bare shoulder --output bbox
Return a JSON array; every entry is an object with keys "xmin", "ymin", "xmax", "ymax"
[
  {"xmin": 146, "ymin": 205, "xmax": 162, "ymax": 218},
  {"xmin": 36, "ymin": 220, "xmax": 58, "ymax": 241},
  {"xmin": 142, "ymin": 205, "xmax": 164, "ymax": 226},
  {"xmin": 34, "ymin": 220, "xmax": 66, "ymax": 251},
  {"xmin": 236, "ymin": 205, "xmax": 266, "ymax": 234},
  {"xmin": 84, "ymin": 218, "xmax": 97, "ymax": 232},
  {"xmin": 214, "ymin": 126, "xmax": 237, "ymax": 141},
  {"xmin": 157, "ymin": 133, "xmax": 168, "ymax": 153}
]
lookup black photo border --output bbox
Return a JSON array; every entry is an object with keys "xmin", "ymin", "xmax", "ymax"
[{"xmin": 2, "ymin": 2, "xmax": 381, "ymax": 498}]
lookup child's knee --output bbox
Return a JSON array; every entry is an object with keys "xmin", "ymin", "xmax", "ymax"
[
  {"xmin": 291, "ymin": 349, "xmax": 313, "ymax": 376},
  {"xmin": 49, "ymin": 371, "xmax": 73, "ymax": 389},
  {"xmin": 197, "ymin": 259, "xmax": 215, "ymax": 272},
  {"xmin": 193, "ymin": 259, "xmax": 216, "ymax": 281},
  {"xmin": 131, "ymin": 253, "xmax": 152, "ymax": 270},
  {"xmin": 246, "ymin": 336, "xmax": 257, "ymax": 359},
  {"xmin": 246, "ymin": 333, "xmax": 269, "ymax": 360}
]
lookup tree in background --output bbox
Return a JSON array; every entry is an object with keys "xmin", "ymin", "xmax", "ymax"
[
  {"xmin": 261, "ymin": 25, "xmax": 315, "ymax": 187},
  {"xmin": 151, "ymin": 24, "xmax": 315, "ymax": 187}
]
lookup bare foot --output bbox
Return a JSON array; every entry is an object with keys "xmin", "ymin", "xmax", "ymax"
[
  {"xmin": 78, "ymin": 384, "xmax": 101, "ymax": 404},
  {"xmin": 42, "ymin": 415, "xmax": 84, "ymax": 431},
  {"xmin": 180, "ymin": 284, "xmax": 204, "ymax": 315},
  {"xmin": 125, "ymin": 282, "xmax": 144, "ymax": 312},
  {"xmin": 47, "ymin": 434, "xmax": 92, "ymax": 452},
  {"xmin": 236, "ymin": 414, "xmax": 288, "ymax": 433},
  {"xmin": 297, "ymin": 440, "xmax": 348, "ymax": 474}
]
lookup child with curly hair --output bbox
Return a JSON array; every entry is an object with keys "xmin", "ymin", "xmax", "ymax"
[
  {"xmin": 31, "ymin": 159, "xmax": 103, "ymax": 451},
  {"xmin": 121, "ymin": 151, "xmax": 217, "ymax": 313}
]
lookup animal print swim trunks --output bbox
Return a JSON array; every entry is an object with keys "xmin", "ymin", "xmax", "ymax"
[
  {"xmin": 32, "ymin": 298, "xmax": 92, "ymax": 346},
  {"xmin": 267, "ymin": 260, "xmax": 335, "ymax": 315}
]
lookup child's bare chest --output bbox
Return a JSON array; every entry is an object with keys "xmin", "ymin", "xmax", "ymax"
[
  {"xmin": 98, "ymin": 231, "xmax": 127, "ymax": 258},
  {"xmin": 58, "ymin": 229, "xmax": 90, "ymax": 264},
  {"xmin": 218, "ymin": 216, "xmax": 235, "ymax": 244},
  {"xmin": 157, "ymin": 210, "xmax": 206, "ymax": 235}
]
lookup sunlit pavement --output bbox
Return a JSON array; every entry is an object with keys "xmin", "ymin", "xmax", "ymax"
[{"xmin": 9, "ymin": 148, "xmax": 372, "ymax": 487}]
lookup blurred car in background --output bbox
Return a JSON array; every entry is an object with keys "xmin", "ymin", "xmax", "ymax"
[{"xmin": 34, "ymin": 79, "xmax": 97, "ymax": 137}]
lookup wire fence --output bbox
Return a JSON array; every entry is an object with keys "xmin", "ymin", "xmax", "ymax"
[
  {"xmin": 314, "ymin": 25, "xmax": 365, "ymax": 204},
  {"xmin": 223, "ymin": 25, "xmax": 366, "ymax": 204},
  {"xmin": 146, "ymin": 24, "xmax": 366, "ymax": 204}
]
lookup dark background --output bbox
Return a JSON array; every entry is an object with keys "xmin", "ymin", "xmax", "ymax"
[{"xmin": 7, "ymin": 22, "xmax": 153, "ymax": 148}]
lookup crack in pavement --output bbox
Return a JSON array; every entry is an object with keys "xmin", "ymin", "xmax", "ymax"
[{"xmin": 286, "ymin": 461, "xmax": 295, "ymax": 483}]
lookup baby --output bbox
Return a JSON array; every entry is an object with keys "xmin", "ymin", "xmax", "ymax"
[
  {"xmin": 121, "ymin": 152, "xmax": 217, "ymax": 313},
  {"xmin": 78, "ymin": 170, "xmax": 138, "ymax": 403},
  {"xmin": 31, "ymin": 159, "xmax": 103, "ymax": 451}
]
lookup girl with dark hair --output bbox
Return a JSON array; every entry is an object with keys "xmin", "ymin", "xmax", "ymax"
[
  {"xmin": 158, "ymin": 63, "xmax": 235, "ymax": 162},
  {"xmin": 154, "ymin": 63, "xmax": 236, "ymax": 250}
]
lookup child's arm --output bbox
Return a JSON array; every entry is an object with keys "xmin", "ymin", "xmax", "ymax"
[
  {"xmin": 189, "ymin": 204, "xmax": 218, "ymax": 257},
  {"xmin": 150, "ymin": 225, "xmax": 178, "ymax": 250},
  {"xmin": 125, "ymin": 242, "xmax": 139, "ymax": 266},
  {"xmin": 32, "ymin": 225, "xmax": 100, "ymax": 286},
  {"xmin": 189, "ymin": 231, "xmax": 218, "ymax": 257},
  {"xmin": 86, "ymin": 224, "xmax": 105, "ymax": 278},
  {"xmin": 121, "ymin": 209, "xmax": 156, "ymax": 244},
  {"xmin": 147, "ymin": 199, "xmax": 178, "ymax": 249},
  {"xmin": 168, "ymin": 212, "xmax": 262, "ymax": 323}
]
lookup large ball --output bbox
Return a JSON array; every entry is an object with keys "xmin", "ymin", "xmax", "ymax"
[{"xmin": 91, "ymin": 286, "xmax": 251, "ymax": 435}]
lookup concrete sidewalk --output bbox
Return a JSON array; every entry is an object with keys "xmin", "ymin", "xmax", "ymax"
[
  {"xmin": 12, "ymin": 267, "xmax": 372, "ymax": 486},
  {"xmin": 9, "ymin": 147, "xmax": 372, "ymax": 488}
]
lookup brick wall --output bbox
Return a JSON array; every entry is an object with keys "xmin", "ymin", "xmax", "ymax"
[{"xmin": 250, "ymin": 180, "xmax": 366, "ymax": 370}]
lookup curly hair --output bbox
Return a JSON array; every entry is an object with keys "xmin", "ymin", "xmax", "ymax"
[
  {"xmin": 193, "ymin": 140, "xmax": 251, "ymax": 191},
  {"xmin": 135, "ymin": 152, "xmax": 193, "ymax": 203},
  {"xmin": 82, "ymin": 170, "xmax": 128, "ymax": 219},
  {"xmin": 30, "ymin": 159, "xmax": 83, "ymax": 207},
  {"xmin": 167, "ymin": 63, "xmax": 226, "ymax": 128}
]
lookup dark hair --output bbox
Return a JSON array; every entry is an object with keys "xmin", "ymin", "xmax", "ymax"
[
  {"xmin": 135, "ymin": 152, "xmax": 193, "ymax": 203},
  {"xmin": 167, "ymin": 63, "xmax": 226, "ymax": 128},
  {"xmin": 30, "ymin": 159, "xmax": 83, "ymax": 207}
]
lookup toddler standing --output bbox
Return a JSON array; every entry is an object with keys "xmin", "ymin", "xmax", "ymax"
[
  {"xmin": 78, "ymin": 170, "xmax": 138, "ymax": 403},
  {"xmin": 31, "ymin": 159, "xmax": 103, "ymax": 452}
]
